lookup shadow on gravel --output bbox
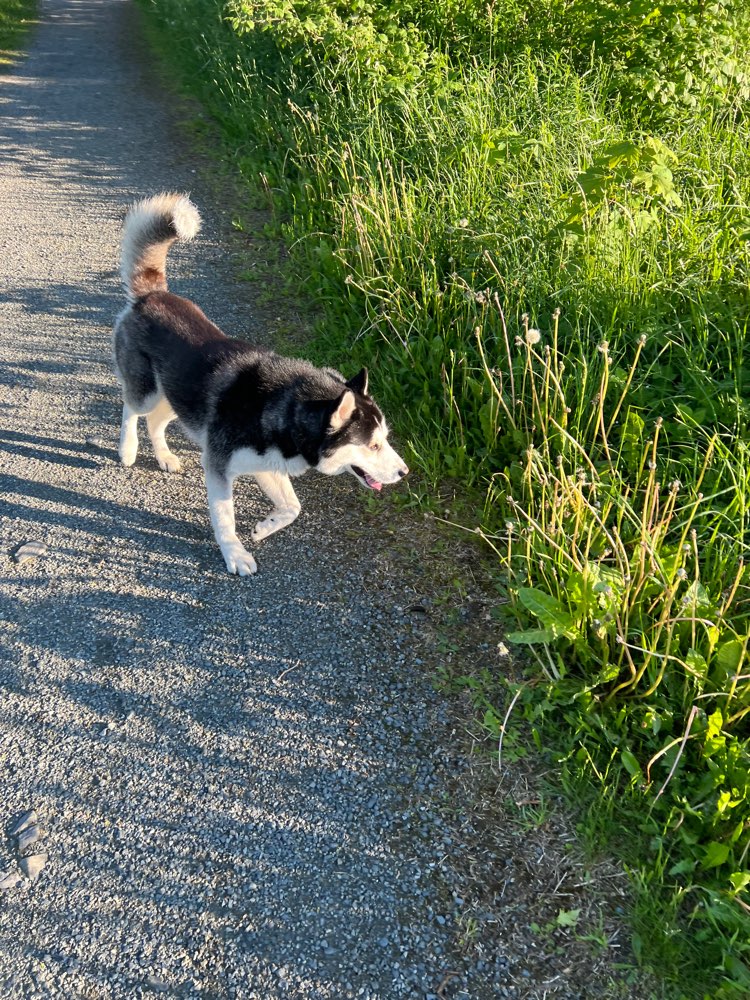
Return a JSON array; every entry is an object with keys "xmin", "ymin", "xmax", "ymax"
[
  {"xmin": 0, "ymin": 430, "xmax": 100, "ymax": 469},
  {"xmin": 1, "ymin": 280, "xmax": 115, "ymax": 323},
  {"xmin": 0, "ymin": 472, "xmax": 205, "ymax": 544}
]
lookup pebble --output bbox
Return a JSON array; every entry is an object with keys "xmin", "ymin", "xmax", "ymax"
[
  {"xmin": 16, "ymin": 825, "xmax": 41, "ymax": 852},
  {"xmin": 20, "ymin": 855, "xmax": 48, "ymax": 882},
  {"xmin": 85, "ymin": 436, "xmax": 106, "ymax": 448},
  {"xmin": 13, "ymin": 541, "xmax": 48, "ymax": 563},
  {"xmin": 8, "ymin": 809, "xmax": 37, "ymax": 837},
  {"xmin": 0, "ymin": 872, "xmax": 22, "ymax": 891},
  {"xmin": 144, "ymin": 976, "xmax": 169, "ymax": 993}
]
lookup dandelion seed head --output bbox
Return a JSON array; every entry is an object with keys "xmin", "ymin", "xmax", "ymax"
[
  {"xmin": 525, "ymin": 328, "xmax": 542, "ymax": 346},
  {"xmin": 458, "ymin": 217, "xmax": 469, "ymax": 228}
]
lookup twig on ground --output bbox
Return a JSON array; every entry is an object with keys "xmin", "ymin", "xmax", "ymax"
[{"xmin": 272, "ymin": 659, "xmax": 302, "ymax": 685}]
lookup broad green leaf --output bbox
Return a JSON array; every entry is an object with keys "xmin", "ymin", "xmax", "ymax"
[
  {"xmin": 620, "ymin": 408, "xmax": 645, "ymax": 468},
  {"xmin": 729, "ymin": 872, "xmax": 750, "ymax": 894},
  {"xmin": 716, "ymin": 638, "xmax": 746, "ymax": 673},
  {"xmin": 517, "ymin": 588, "xmax": 578, "ymax": 639},
  {"xmin": 506, "ymin": 628, "xmax": 555, "ymax": 645},
  {"xmin": 702, "ymin": 841, "xmax": 730, "ymax": 869},
  {"xmin": 723, "ymin": 956, "xmax": 750, "ymax": 987},
  {"xmin": 685, "ymin": 649, "xmax": 707, "ymax": 676},
  {"xmin": 669, "ymin": 859, "xmax": 695, "ymax": 876},
  {"xmin": 706, "ymin": 709, "xmax": 724, "ymax": 741},
  {"xmin": 621, "ymin": 749, "xmax": 642, "ymax": 779},
  {"xmin": 682, "ymin": 581, "xmax": 712, "ymax": 612}
]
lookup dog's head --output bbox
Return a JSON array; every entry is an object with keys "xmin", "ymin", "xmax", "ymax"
[{"xmin": 315, "ymin": 368, "xmax": 409, "ymax": 489}]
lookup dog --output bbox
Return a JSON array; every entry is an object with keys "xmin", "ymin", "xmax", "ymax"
[{"xmin": 113, "ymin": 193, "xmax": 408, "ymax": 575}]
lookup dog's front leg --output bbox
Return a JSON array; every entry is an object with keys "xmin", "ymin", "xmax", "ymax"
[
  {"xmin": 203, "ymin": 465, "xmax": 257, "ymax": 576},
  {"xmin": 251, "ymin": 471, "xmax": 301, "ymax": 543}
]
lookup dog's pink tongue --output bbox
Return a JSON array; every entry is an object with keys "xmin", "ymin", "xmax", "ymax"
[{"xmin": 365, "ymin": 474, "xmax": 383, "ymax": 491}]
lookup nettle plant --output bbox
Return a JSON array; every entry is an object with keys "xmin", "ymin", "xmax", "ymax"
[
  {"xmin": 476, "ymin": 302, "xmax": 749, "ymax": 909},
  {"xmin": 225, "ymin": 0, "xmax": 430, "ymax": 87},
  {"xmin": 556, "ymin": 136, "xmax": 682, "ymax": 237},
  {"xmin": 554, "ymin": 0, "xmax": 750, "ymax": 110}
]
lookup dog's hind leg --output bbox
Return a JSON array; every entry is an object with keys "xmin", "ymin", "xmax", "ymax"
[
  {"xmin": 251, "ymin": 472, "xmax": 301, "ymax": 543},
  {"xmin": 204, "ymin": 465, "xmax": 257, "ymax": 576},
  {"xmin": 146, "ymin": 397, "xmax": 181, "ymax": 473},
  {"xmin": 119, "ymin": 402, "xmax": 140, "ymax": 467}
]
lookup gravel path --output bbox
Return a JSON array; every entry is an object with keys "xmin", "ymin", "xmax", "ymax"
[{"xmin": 0, "ymin": 3, "xmax": 516, "ymax": 998}]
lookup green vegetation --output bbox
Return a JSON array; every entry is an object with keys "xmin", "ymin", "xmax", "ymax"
[
  {"xmin": 0, "ymin": 0, "xmax": 36, "ymax": 63},
  {"xmin": 139, "ymin": 1, "xmax": 750, "ymax": 994}
]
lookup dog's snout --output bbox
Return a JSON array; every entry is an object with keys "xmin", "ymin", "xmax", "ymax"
[{"xmin": 398, "ymin": 466, "xmax": 409, "ymax": 479}]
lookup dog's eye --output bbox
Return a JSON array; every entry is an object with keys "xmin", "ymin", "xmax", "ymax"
[{"xmin": 369, "ymin": 442, "xmax": 381, "ymax": 452}]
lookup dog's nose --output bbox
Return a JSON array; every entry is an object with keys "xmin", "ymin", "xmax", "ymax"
[{"xmin": 398, "ymin": 466, "xmax": 409, "ymax": 478}]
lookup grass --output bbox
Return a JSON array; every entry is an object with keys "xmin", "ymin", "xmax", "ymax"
[
  {"xmin": 134, "ymin": 1, "xmax": 750, "ymax": 994},
  {"xmin": 0, "ymin": 0, "xmax": 36, "ymax": 64}
]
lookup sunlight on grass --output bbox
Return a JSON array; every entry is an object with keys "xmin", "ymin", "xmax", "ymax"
[
  {"xmin": 0, "ymin": 0, "xmax": 37, "ymax": 65},
  {"xmin": 137, "ymin": 1, "xmax": 750, "ymax": 993}
]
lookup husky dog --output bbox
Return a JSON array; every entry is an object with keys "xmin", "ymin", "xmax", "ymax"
[{"xmin": 113, "ymin": 193, "xmax": 409, "ymax": 575}]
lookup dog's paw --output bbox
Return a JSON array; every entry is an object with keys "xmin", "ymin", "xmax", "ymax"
[
  {"xmin": 222, "ymin": 544, "xmax": 257, "ymax": 577},
  {"xmin": 156, "ymin": 452, "xmax": 182, "ymax": 473},
  {"xmin": 251, "ymin": 507, "xmax": 300, "ymax": 543},
  {"xmin": 119, "ymin": 447, "xmax": 137, "ymax": 468},
  {"xmin": 251, "ymin": 517, "xmax": 276, "ymax": 543}
]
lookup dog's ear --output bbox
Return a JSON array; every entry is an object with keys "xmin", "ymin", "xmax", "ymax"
[
  {"xmin": 346, "ymin": 367, "xmax": 368, "ymax": 397},
  {"xmin": 330, "ymin": 390, "xmax": 357, "ymax": 431}
]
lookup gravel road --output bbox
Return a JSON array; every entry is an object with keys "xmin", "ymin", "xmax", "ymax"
[{"xmin": 0, "ymin": 2, "xmax": 519, "ymax": 998}]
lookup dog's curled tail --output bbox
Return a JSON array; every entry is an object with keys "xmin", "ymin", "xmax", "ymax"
[{"xmin": 120, "ymin": 193, "xmax": 201, "ymax": 300}]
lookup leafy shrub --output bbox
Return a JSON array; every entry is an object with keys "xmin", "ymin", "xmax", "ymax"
[{"xmin": 226, "ymin": 0, "xmax": 431, "ymax": 86}]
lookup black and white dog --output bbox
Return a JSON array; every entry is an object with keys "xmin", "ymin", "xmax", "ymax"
[{"xmin": 113, "ymin": 193, "xmax": 408, "ymax": 575}]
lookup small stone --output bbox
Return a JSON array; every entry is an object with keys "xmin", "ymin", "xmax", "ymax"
[
  {"xmin": 0, "ymin": 871, "xmax": 22, "ymax": 890},
  {"xmin": 20, "ymin": 854, "xmax": 47, "ymax": 881},
  {"xmin": 14, "ymin": 541, "xmax": 48, "ymax": 563},
  {"xmin": 85, "ymin": 436, "xmax": 105, "ymax": 448},
  {"xmin": 144, "ymin": 976, "xmax": 169, "ymax": 993},
  {"xmin": 16, "ymin": 825, "xmax": 41, "ymax": 851},
  {"xmin": 8, "ymin": 809, "xmax": 37, "ymax": 837}
]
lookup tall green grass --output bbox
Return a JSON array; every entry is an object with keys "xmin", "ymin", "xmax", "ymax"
[
  {"xmin": 0, "ymin": 0, "xmax": 37, "ymax": 62},
  {"xmin": 139, "ymin": 1, "xmax": 750, "ymax": 993}
]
